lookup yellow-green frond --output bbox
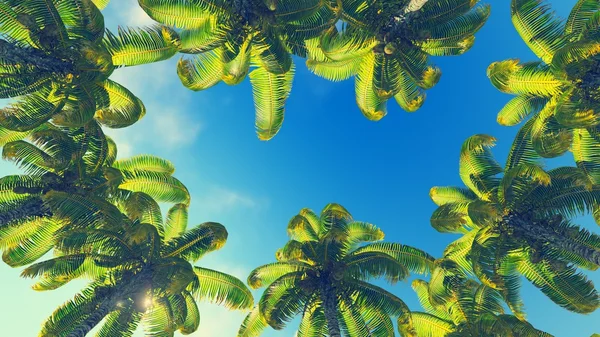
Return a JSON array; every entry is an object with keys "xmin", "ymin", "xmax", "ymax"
[{"xmin": 249, "ymin": 65, "xmax": 295, "ymax": 141}]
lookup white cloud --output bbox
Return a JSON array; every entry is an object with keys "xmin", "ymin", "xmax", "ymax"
[
  {"xmin": 193, "ymin": 186, "xmax": 269, "ymax": 216},
  {"xmin": 106, "ymin": 0, "xmax": 156, "ymax": 28},
  {"xmin": 152, "ymin": 109, "xmax": 203, "ymax": 147}
]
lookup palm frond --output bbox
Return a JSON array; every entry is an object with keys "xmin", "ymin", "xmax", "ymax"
[
  {"xmin": 2, "ymin": 218, "xmax": 60, "ymax": 267},
  {"xmin": 430, "ymin": 186, "xmax": 477, "ymax": 206},
  {"xmin": 238, "ymin": 306, "xmax": 269, "ymax": 337},
  {"xmin": 96, "ymin": 303, "xmax": 141, "ymax": 337},
  {"xmin": 113, "ymin": 155, "xmax": 175, "ymax": 174},
  {"xmin": 179, "ymin": 292, "xmax": 200, "ymax": 334},
  {"xmin": 497, "ymin": 95, "xmax": 548, "ymax": 126},
  {"xmin": 511, "ymin": 0, "xmax": 566, "ymax": 63},
  {"xmin": 191, "ymin": 266, "xmax": 253, "ymax": 309},
  {"xmin": 419, "ymin": 35, "xmax": 476, "ymax": 56},
  {"xmin": 411, "ymin": 279, "xmax": 452, "ymax": 321},
  {"xmin": 399, "ymin": 312, "xmax": 455, "ymax": 337},
  {"xmin": 119, "ymin": 170, "xmax": 190, "ymax": 204},
  {"xmin": 103, "ymin": 25, "xmax": 180, "ymax": 66},
  {"xmin": 426, "ymin": 4, "xmax": 490, "ymax": 43},
  {"xmin": 164, "ymin": 203, "xmax": 188, "ymax": 241},
  {"xmin": 179, "ymin": 19, "xmax": 226, "ymax": 53},
  {"xmin": 0, "ymin": 93, "xmax": 66, "ymax": 132},
  {"xmin": 517, "ymin": 252, "xmax": 599, "ymax": 313},
  {"xmin": 355, "ymin": 53, "xmax": 387, "ymax": 121},
  {"xmin": 162, "ymin": 222, "xmax": 227, "ymax": 261},
  {"xmin": 137, "ymin": 0, "xmax": 213, "ymax": 29},
  {"xmin": 94, "ymin": 80, "xmax": 146, "ymax": 128},
  {"xmin": 565, "ymin": 0, "xmax": 600, "ymax": 36},
  {"xmin": 306, "ymin": 57, "xmax": 362, "ymax": 82},
  {"xmin": 351, "ymin": 242, "xmax": 435, "ymax": 275},
  {"xmin": 459, "ymin": 134, "xmax": 502, "ymax": 198},
  {"xmin": 345, "ymin": 251, "xmax": 409, "ymax": 284},
  {"xmin": 259, "ymin": 272, "xmax": 311, "ymax": 330},
  {"xmin": 487, "ymin": 60, "xmax": 563, "ymax": 97},
  {"xmin": 248, "ymin": 65, "xmax": 294, "ymax": 141},
  {"xmin": 177, "ymin": 52, "xmax": 223, "ymax": 91}
]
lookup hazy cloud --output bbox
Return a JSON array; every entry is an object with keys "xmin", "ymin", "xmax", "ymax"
[{"xmin": 193, "ymin": 186, "xmax": 269, "ymax": 216}]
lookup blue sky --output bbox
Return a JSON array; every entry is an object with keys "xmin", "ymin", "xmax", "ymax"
[{"xmin": 0, "ymin": 0, "xmax": 599, "ymax": 336}]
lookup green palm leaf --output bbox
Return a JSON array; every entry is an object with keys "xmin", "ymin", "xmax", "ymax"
[
  {"xmin": 2, "ymin": 218, "xmax": 60, "ymax": 267},
  {"xmin": 411, "ymin": 280, "xmax": 452, "ymax": 321},
  {"xmin": 238, "ymin": 306, "xmax": 269, "ymax": 337},
  {"xmin": 113, "ymin": 155, "xmax": 176, "ymax": 174},
  {"xmin": 419, "ymin": 36, "xmax": 476, "ymax": 56},
  {"xmin": 177, "ymin": 51, "xmax": 223, "ymax": 91},
  {"xmin": 164, "ymin": 203, "xmax": 188, "ymax": 241},
  {"xmin": 430, "ymin": 186, "xmax": 477, "ymax": 206},
  {"xmin": 259, "ymin": 272, "xmax": 310, "ymax": 330},
  {"xmin": 137, "ymin": 0, "xmax": 213, "ymax": 29},
  {"xmin": 426, "ymin": 4, "xmax": 490, "ymax": 43},
  {"xmin": 179, "ymin": 19, "xmax": 226, "ymax": 53},
  {"xmin": 119, "ymin": 170, "xmax": 189, "ymax": 204},
  {"xmin": 345, "ymin": 251, "xmax": 409, "ymax": 284},
  {"xmin": 104, "ymin": 25, "xmax": 180, "ymax": 66},
  {"xmin": 297, "ymin": 301, "xmax": 326, "ymax": 337},
  {"xmin": 497, "ymin": 95, "xmax": 548, "ymax": 126},
  {"xmin": 179, "ymin": 292, "xmax": 200, "ymax": 334},
  {"xmin": 351, "ymin": 242, "xmax": 435, "ymax": 275},
  {"xmin": 517, "ymin": 253, "xmax": 599, "ymax": 313},
  {"xmin": 253, "ymin": 32, "xmax": 292, "ymax": 75},
  {"xmin": 487, "ymin": 60, "xmax": 563, "ymax": 96},
  {"xmin": 565, "ymin": 0, "xmax": 600, "ymax": 36},
  {"xmin": 0, "ymin": 2, "xmax": 34, "ymax": 42},
  {"xmin": 94, "ymin": 80, "xmax": 146, "ymax": 128},
  {"xmin": 191, "ymin": 266, "xmax": 253, "ymax": 309},
  {"xmin": 400, "ymin": 312, "xmax": 455, "ymax": 337},
  {"xmin": 222, "ymin": 38, "xmax": 251, "ymax": 85},
  {"xmin": 97, "ymin": 304, "xmax": 141, "ymax": 337},
  {"xmin": 247, "ymin": 261, "xmax": 311, "ymax": 289},
  {"xmin": 511, "ymin": 0, "xmax": 566, "ymax": 63},
  {"xmin": 249, "ymin": 65, "xmax": 295, "ymax": 141},
  {"xmin": 355, "ymin": 54, "xmax": 387, "ymax": 121},
  {"xmin": 162, "ymin": 222, "xmax": 227, "ymax": 261},
  {"xmin": 306, "ymin": 57, "xmax": 362, "ymax": 82},
  {"xmin": 0, "ymin": 93, "xmax": 66, "ymax": 132}
]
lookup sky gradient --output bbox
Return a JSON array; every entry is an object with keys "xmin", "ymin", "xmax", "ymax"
[{"xmin": 0, "ymin": 0, "xmax": 599, "ymax": 336}]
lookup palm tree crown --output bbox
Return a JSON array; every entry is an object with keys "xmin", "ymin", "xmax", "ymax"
[
  {"xmin": 398, "ymin": 259, "xmax": 552, "ymax": 337},
  {"xmin": 21, "ymin": 194, "xmax": 253, "ymax": 337},
  {"xmin": 307, "ymin": 0, "xmax": 489, "ymax": 120},
  {"xmin": 430, "ymin": 133, "xmax": 600, "ymax": 314},
  {"xmin": 0, "ymin": 0, "xmax": 181, "ymax": 132},
  {"xmin": 0, "ymin": 123, "xmax": 190, "ymax": 268},
  {"xmin": 488, "ymin": 0, "xmax": 600, "ymax": 158},
  {"xmin": 238, "ymin": 203, "xmax": 435, "ymax": 337}
]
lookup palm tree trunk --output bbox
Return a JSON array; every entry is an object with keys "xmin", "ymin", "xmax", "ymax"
[
  {"xmin": 382, "ymin": 0, "xmax": 428, "ymax": 42},
  {"xmin": 0, "ymin": 197, "xmax": 50, "ymax": 225},
  {"xmin": 67, "ymin": 298, "xmax": 114, "ymax": 337},
  {"xmin": 0, "ymin": 39, "xmax": 73, "ymax": 74},
  {"xmin": 320, "ymin": 281, "xmax": 342, "ymax": 337},
  {"xmin": 505, "ymin": 212, "xmax": 600, "ymax": 266}
]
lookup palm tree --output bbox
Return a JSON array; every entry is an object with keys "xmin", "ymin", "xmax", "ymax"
[
  {"xmin": 430, "ymin": 133, "xmax": 600, "ymax": 314},
  {"xmin": 398, "ymin": 259, "xmax": 552, "ymax": 337},
  {"xmin": 237, "ymin": 203, "xmax": 435, "ymax": 337},
  {"xmin": 0, "ymin": 0, "xmax": 181, "ymax": 131},
  {"xmin": 306, "ymin": 0, "xmax": 489, "ymax": 120},
  {"xmin": 488, "ymin": 0, "xmax": 600, "ymax": 158},
  {"xmin": 21, "ymin": 194, "xmax": 253, "ymax": 337},
  {"xmin": 0, "ymin": 122, "xmax": 190, "ymax": 267},
  {"xmin": 137, "ymin": 0, "xmax": 336, "ymax": 140}
]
